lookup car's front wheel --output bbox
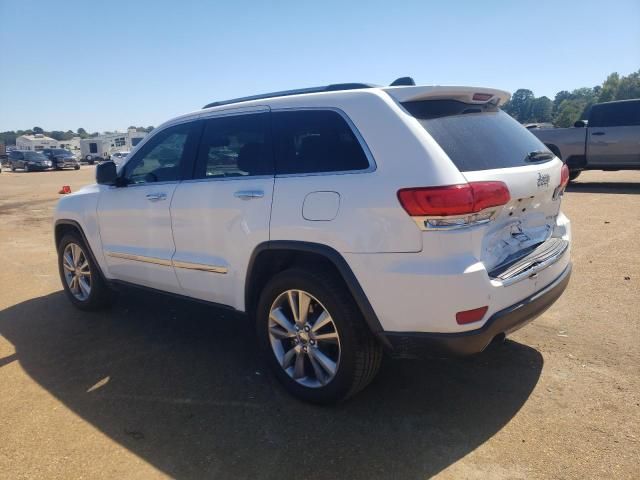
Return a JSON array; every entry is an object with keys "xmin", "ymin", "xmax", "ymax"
[
  {"xmin": 58, "ymin": 233, "xmax": 113, "ymax": 310},
  {"xmin": 256, "ymin": 268, "xmax": 382, "ymax": 404}
]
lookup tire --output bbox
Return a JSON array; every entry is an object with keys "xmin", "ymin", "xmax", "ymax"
[
  {"xmin": 256, "ymin": 268, "xmax": 382, "ymax": 404},
  {"xmin": 11, "ymin": 163, "xmax": 16, "ymax": 172},
  {"xmin": 57, "ymin": 232, "xmax": 114, "ymax": 311},
  {"xmin": 24, "ymin": 163, "xmax": 30, "ymax": 172},
  {"xmin": 74, "ymin": 165, "xmax": 80, "ymax": 170},
  {"xmin": 569, "ymin": 170, "xmax": 581, "ymax": 182},
  {"xmin": 86, "ymin": 155, "xmax": 94, "ymax": 165}
]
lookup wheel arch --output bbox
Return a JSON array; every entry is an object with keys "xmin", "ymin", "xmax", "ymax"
[
  {"xmin": 245, "ymin": 241, "xmax": 390, "ymax": 348},
  {"xmin": 54, "ymin": 219, "xmax": 106, "ymax": 281}
]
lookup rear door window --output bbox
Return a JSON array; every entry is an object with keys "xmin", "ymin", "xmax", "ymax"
[
  {"xmin": 589, "ymin": 101, "xmax": 640, "ymax": 127},
  {"xmin": 404, "ymin": 100, "xmax": 552, "ymax": 172},
  {"xmin": 194, "ymin": 112, "xmax": 273, "ymax": 178},
  {"xmin": 273, "ymin": 110, "xmax": 370, "ymax": 175}
]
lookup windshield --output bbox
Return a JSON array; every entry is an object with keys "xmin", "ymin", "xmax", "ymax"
[
  {"xmin": 25, "ymin": 152, "xmax": 48, "ymax": 160},
  {"xmin": 403, "ymin": 100, "xmax": 552, "ymax": 172}
]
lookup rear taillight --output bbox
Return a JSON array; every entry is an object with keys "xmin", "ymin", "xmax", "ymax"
[
  {"xmin": 560, "ymin": 164, "xmax": 569, "ymax": 189},
  {"xmin": 398, "ymin": 182, "xmax": 510, "ymax": 230},
  {"xmin": 554, "ymin": 164, "xmax": 570, "ymax": 199}
]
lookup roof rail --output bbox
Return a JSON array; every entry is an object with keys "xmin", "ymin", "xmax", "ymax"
[{"xmin": 202, "ymin": 83, "xmax": 376, "ymax": 109}]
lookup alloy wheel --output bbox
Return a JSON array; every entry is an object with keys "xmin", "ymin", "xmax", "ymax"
[
  {"xmin": 268, "ymin": 289, "xmax": 341, "ymax": 388},
  {"xmin": 62, "ymin": 243, "xmax": 92, "ymax": 301}
]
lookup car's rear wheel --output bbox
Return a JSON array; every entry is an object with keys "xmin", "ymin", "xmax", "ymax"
[
  {"xmin": 74, "ymin": 165, "xmax": 80, "ymax": 170},
  {"xmin": 58, "ymin": 233, "xmax": 113, "ymax": 310},
  {"xmin": 24, "ymin": 163, "xmax": 30, "ymax": 172},
  {"xmin": 256, "ymin": 268, "xmax": 382, "ymax": 404},
  {"xmin": 569, "ymin": 170, "xmax": 581, "ymax": 182}
]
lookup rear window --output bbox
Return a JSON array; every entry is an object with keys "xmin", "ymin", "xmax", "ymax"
[{"xmin": 404, "ymin": 100, "xmax": 552, "ymax": 172}]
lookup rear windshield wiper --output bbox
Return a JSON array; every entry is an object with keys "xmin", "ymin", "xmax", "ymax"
[{"xmin": 525, "ymin": 150, "xmax": 554, "ymax": 162}]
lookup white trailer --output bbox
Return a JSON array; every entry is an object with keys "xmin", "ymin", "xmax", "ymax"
[
  {"xmin": 79, "ymin": 130, "xmax": 148, "ymax": 164},
  {"xmin": 80, "ymin": 138, "xmax": 112, "ymax": 164}
]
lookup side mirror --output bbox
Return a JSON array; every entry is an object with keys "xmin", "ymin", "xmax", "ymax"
[
  {"xmin": 574, "ymin": 120, "xmax": 586, "ymax": 128},
  {"xmin": 96, "ymin": 161, "xmax": 118, "ymax": 185}
]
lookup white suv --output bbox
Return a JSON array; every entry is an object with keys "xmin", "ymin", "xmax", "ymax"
[{"xmin": 54, "ymin": 81, "xmax": 572, "ymax": 403}]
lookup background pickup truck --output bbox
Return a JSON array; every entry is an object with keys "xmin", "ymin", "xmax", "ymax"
[{"xmin": 532, "ymin": 99, "xmax": 640, "ymax": 181}]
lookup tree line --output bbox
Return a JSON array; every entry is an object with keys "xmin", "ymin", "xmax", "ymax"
[
  {"xmin": 0, "ymin": 126, "xmax": 154, "ymax": 146},
  {"xmin": 502, "ymin": 69, "xmax": 640, "ymax": 127},
  {"xmin": 1, "ymin": 71, "xmax": 638, "ymax": 145}
]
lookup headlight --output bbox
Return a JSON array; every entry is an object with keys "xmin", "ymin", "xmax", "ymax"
[{"xmin": 44, "ymin": 161, "xmax": 52, "ymax": 166}]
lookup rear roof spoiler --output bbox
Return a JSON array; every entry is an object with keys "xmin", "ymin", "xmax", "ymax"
[{"xmin": 383, "ymin": 86, "xmax": 511, "ymax": 106}]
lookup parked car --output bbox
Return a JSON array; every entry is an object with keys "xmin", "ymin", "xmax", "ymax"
[
  {"xmin": 42, "ymin": 148, "xmax": 81, "ymax": 170},
  {"xmin": 532, "ymin": 99, "xmax": 640, "ymax": 181},
  {"xmin": 9, "ymin": 150, "xmax": 53, "ymax": 171},
  {"xmin": 54, "ymin": 80, "xmax": 572, "ymax": 403},
  {"xmin": 110, "ymin": 151, "xmax": 130, "ymax": 165}
]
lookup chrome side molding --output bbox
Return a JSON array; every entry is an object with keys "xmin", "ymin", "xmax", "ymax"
[
  {"xmin": 106, "ymin": 251, "xmax": 172, "ymax": 267},
  {"xmin": 172, "ymin": 259, "xmax": 228, "ymax": 274},
  {"xmin": 106, "ymin": 251, "xmax": 228, "ymax": 274}
]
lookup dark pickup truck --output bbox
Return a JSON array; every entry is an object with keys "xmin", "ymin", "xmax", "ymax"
[{"xmin": 532, "ymin": 99, "xmax": 640, "ymax": 181}]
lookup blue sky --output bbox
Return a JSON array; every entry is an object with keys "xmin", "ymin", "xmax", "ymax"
[{"xmin": 1, "ymin": 0, "xmax": 638, "ymax": 132}]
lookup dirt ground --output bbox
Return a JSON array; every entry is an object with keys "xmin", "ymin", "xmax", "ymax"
[{"xmin": 0, "ymin": 166, "xmax": 638, "ymax": 479}]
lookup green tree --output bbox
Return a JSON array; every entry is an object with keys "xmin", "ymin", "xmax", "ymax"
[
  {"xmin": 0, "ymin": 131, "xmax": 18, "ymax": 146},
  {"xmin": 33, "ymin": 126, "xmax": 44, "ymax": 134},
  {"xmin": 145, "ymin": 126, "xmax": 154, "ymax": 132},
  {"xmin": 531, "ymin": 96, "xmax": 553, "ymax": 122},
  {"xmin": 615, "ymin": 70, "xmax": 640, "ymax": 100},
  {"xmin": 598, "ymin": 72, "xmax": 620, "ymax": 102},
  {"xmin": 554, "ymin": 99, "xmax": 586, "ymax": 127},
  {"xmin": 76, "ymin": 128, "xmax": 88, "ymax": 138},
  {"xmin": 552, "ymin": 90, "xmax": 572, "ymax": 116},
  {"xmin": 49, "ymin": 131, "xmax": 66, "ymax": 141},
  {"xmin": 503, "ymin": 89, "xmax": 535, "ymax": 121}
]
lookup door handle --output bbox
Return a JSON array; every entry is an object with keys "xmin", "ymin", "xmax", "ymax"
[
  {"xmin": 591, "ymin": 132, "xmax": 605, "ymax": 136},
  {"xmin": 145, "ymin": 193, "xmax": 167, "ymax": 201},
  {"xmin": 234, "ymin": 190, "xmax": 264, "ymax": 200}
]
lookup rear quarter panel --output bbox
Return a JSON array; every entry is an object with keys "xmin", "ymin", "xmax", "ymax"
[{"xmin": 268, "ymin": 90, "xmax": 467, "ymax": 253}]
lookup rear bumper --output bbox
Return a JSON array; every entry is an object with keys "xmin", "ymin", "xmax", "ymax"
[{"xmin": 383, "ymin": 262, "xmax": 572, "ymax": 357}]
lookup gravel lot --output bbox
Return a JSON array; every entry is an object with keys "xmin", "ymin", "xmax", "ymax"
[{"xmin": 0, "ymin": 166, "xmax": 638, "ymax": 479}]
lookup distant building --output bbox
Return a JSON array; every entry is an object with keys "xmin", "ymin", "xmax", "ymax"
[
  {"xmin": 16, "ymin": 134, "xmax": 58, "ymax": 151},
  {"xmin": 58, "ymin": 137, "xmax": 81, "ymax": 153},
  {"xmin": 79, "ymin": 129, "xmax": 148, "ymax": 162}
]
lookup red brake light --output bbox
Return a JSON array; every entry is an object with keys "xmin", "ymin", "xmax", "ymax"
[
  {"xmin": 397, "ymin": 182, "xmax": 510, "ymax": 217},
  {"xmin": 560, "ymin": 164, "xmax": 569, "ymax": 189},
  {"xmin": 472, "ymin": 93, "xmax": 493, "ymax": 101},
  {"xmin": 456, "ymin": 306, "xmax": 488, "ymax": 325}
]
